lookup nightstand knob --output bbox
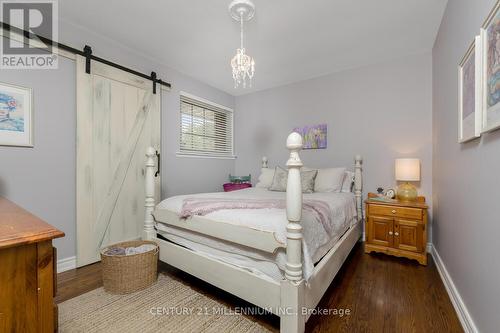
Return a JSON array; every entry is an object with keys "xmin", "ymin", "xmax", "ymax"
[
  {"xmin": 394, "ymin": 232, "xmax": 399, "ymax": 236},
  {"xmin": 388, "ymin": 231, "xmax": 393, "ymax": 235},
  {"xmin": 391, "ymin": 209, "xmax": 397, "ymax": 214}
]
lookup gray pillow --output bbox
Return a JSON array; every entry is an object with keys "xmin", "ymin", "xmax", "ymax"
[
  {"xmin": 269, "ymin": 166, "xmax": 318, "ymax": 193},
  {"xmin": 269, "ymin": 166, "xmax": 288, "ymax": 192},
  {"xmin": 301, "ymin": 169, "xmax": 318, "ymax": 193}
]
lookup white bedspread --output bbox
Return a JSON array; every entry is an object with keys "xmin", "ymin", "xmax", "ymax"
[{"xmin": 155, "ymin": 188, "xmax": 357, "ymax": 280}]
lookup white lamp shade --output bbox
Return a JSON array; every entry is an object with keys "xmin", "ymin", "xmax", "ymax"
[{"xmin": 395, "ymin": 158, "xmax": 420, "ymax": 181}]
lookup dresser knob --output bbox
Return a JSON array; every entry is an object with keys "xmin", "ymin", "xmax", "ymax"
[
  {"xmin": 394, "ymin": 232, "xmax": 399, "ymax": 236},
  {"xmin": 389, "ymin": 231, "xmax": 393, "ymax": 235},
  {"xmin": 391, "ymin": 210, "xmax": 397, "ymax": 214}
]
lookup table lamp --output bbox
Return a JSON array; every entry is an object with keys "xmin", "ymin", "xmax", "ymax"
[{"xmin": 395, "ymin": 158, "xmax": 420, "ymax": 201}]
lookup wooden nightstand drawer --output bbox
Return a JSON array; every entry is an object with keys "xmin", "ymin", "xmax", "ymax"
[{"xmin": 369, "ymin": 204, "xmax": 422, "ymax": 220}]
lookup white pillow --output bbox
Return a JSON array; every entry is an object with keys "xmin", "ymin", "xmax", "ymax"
[
  {"xmin": 341, "ymin": 171, "xmax": 355, "ymax": 193},
  {"xmin": 314, "ymin": 168, "xmax": 346, "ymax": 193},
  {"xmin": 255, "ymin": 168, "xmax": 275, "ymax": 188}
]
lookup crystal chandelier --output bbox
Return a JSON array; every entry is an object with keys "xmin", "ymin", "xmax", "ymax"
[{"xmin": 229, "ymin": 0, "xmax": 255, "ymax": 88}]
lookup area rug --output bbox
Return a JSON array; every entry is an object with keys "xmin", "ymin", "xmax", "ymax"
[{"xmin": 59, "ymin": 273, "xmax": 271, "ymax": 332}]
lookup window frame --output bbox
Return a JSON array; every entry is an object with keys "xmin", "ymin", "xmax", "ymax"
[{"xmin": 176, "ymin": 91, "xmax": 236, "ymax": 159}]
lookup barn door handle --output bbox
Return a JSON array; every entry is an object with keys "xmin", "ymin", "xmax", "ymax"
[{"xmin": 155, "ymin": 151, "xmax": 160, "ymax": 177}]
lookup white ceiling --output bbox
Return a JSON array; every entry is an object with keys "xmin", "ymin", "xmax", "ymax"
[{"xmin": 59, "ymin": 0, "xmax": 448, "ymax": 96}]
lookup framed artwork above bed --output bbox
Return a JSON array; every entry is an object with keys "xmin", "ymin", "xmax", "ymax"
[
  {"xmin": 292, "ymin": 123, "xmax": 327, "ymax": 149},
  {"xmin": 481, "ymin": 0, "xmax": 500, "ymax": 133},
  {"xmin": 458, "ymin": 36, "xmax": 482, "ymax": 143}
]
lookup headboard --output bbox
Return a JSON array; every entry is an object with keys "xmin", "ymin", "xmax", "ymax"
[{"xmin": 260, "ymin": 155, "xmax": 363, "ymax": 222}]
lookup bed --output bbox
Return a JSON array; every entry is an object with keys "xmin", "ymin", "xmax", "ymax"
[{"xmin": 142, "ymin": 133, "xmax": 363, "ymax": 333}]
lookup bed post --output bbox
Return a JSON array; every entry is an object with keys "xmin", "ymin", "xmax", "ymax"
[
  {"xmin": 354, "ymin": 155, "xmax": 363, "ymax": 222},
  {"xmin": 262, "ymin": 156, "xmax": 268, "ymax": 168},
  {"xmin": 280, "ymin": 132, "xmax": 305, "ymax": 333},
  {"xmin": 143, "ymin": 147, "xmax": 156, "ymax": 240}
]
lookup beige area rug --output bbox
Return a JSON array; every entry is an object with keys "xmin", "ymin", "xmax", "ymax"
[{"xmin": 59, "ymin": 273, "xmax": 271, "ymax": 333}]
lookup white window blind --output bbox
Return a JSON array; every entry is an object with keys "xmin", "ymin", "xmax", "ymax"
[{"xmin": 179, "ymin": 94, "xmax": 234, "ymax": 157}]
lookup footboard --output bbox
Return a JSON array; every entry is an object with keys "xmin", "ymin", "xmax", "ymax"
[
  {"xmin": 152, "ymin": 209, "xmax": 285, "ymax": 253},
  {"xmin": 142, "ymin": 148, "xmax": 286, "ymax": 253}
]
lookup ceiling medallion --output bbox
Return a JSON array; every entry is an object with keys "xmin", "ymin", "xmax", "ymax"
[{"xmin": 229, "ymin": 0, "xmax": 255, "ymax": 88}]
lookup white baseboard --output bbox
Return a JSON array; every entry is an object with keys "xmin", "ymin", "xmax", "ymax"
[
  {"xmin": 430, "ymin": 244, "xmax": 478, "ymax": 333},
  {"xmin": 57, "ymin": 256, "xmax": 76, "ymax": 273}
]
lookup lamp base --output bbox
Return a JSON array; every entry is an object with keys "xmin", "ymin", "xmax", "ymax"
[{"xmin": 397, "ymin": 182, "xmax": 418, "ymax": 202}]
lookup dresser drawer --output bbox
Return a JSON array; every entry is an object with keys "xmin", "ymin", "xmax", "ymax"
[{"xmin": 369, "ymin": 204, "xmax": 423, "ymax": 220}]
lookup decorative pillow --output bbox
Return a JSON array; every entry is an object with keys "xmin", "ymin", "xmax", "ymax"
[
  {"xmin": 341, "ymin": 171, "xmax": 355, "ymax": 193},
  {"xmin": 314, "ymin": 167, "xmax": 346, "ymax": 193},
  {"xmin": 269, "ymin": 167, "xmax": 318, "ymax": 193},
  {"xmin": 269, "ymin": 166, "xmax": 288, "ymax": 192},
  {"xmin": 255, "ymin": 168, "xmax": 275, "ymax": 188},
  {"xmin": 300, "ymin": 169, "xmax": 318, "ymax": 193}
]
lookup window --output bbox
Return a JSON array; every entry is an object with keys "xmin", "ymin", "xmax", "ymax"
[{"xmin": 179, "ymin": 93, "xmax": 234, "ymax": 158}]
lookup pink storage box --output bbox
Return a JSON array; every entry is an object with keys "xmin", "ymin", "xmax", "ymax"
[{"xmin": 223, "ymin": 183, "xmax": 252, "ymax": 192}]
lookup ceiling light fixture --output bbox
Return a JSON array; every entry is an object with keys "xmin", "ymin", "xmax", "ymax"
[{"xmin": 229, "ymin": 0, "xmax": 255, "ymax": 88}]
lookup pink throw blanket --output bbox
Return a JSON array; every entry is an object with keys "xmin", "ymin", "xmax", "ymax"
[{"xmin": 179, "ymin": 198, "xmax": 333, "ymax": 235}]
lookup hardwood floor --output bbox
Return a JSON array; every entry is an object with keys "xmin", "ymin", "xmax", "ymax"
[{"xmin": 56, "ymin": 243, "xmax": 463, "ymax": 332}]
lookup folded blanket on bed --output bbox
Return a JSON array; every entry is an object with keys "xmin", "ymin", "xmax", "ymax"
[{"xmin": 179, "ymin": 198, "xmax": 333, "ymax": 235}]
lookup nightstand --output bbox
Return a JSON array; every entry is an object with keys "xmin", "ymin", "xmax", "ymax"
[{"xmin": 365, "ymin": 193, "xmax": 428, "ymax": 265}]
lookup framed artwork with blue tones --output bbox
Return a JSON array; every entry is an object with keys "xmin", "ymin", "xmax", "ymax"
[
  {"xmin": 292, "ymin": 124, "xmax": 327, "ymax": 149},
  {"xmin": 481, "ymin": 1, "xmax": 500, "ymax": 133},
  {"xmin": 458, "ymin": 36, "xmax": 482, "ymax": 143},
  {"xmin": 0, "ymin": 82, "xmax": 33, "ymax": 147}
]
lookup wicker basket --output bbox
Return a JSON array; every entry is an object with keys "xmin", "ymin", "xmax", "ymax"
[{"xmin": 100, "ymin": 240, "xmax": 158, "ymax": 294}]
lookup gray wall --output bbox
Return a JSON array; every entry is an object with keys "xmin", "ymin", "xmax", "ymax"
[
  {"xmin": 0, "ymin": 54, "xmax": 77, "ymax": 259},
  {"xmin": 0, "ymin": 21, "xmax": 235, "ymax": 260},
  {"xmin": 235, "ymin": 53, "xmax": 433, "ymax": 221},
  {"xmin": 433, "ymin": 0, "xmax": 500, "ymax": 331}
]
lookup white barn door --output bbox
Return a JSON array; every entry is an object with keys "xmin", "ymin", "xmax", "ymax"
[{"xmin": 76, "ymin": 56, "xmax": 161, "ymax": 267}]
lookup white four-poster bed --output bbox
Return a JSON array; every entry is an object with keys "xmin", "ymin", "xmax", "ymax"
[{"xmin": 142, "ymin": 132, "xmax": 363, "ymax": 333}]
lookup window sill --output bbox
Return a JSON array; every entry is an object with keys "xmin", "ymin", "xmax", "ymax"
[{"xmin": 176, "ymin": 152, "xmax": 237, "ymax": 160}]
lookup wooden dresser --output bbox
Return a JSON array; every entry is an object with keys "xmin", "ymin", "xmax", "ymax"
[
  {"xmin": 0, "ymin": 197, "xmax": 64, "ymax": 332},
  {"xmin": 365, "ymin": 193, "xmax": 428, "ymax": 265}
]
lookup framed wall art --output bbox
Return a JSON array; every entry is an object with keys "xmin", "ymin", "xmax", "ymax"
[
  {"xmin": 481, "ymin": 0, "xmax": 500, "ymax": 133},
  {"xmin": 292, "ymin": 123, "xmax": 327, "ymax": 149},
  {"xmin": 458, "ymin": 36, "xmax": 482, "ymax": 143},
  {"xmin": 0, "ymin": 82, "xmax": 33, "ymax": 147}
]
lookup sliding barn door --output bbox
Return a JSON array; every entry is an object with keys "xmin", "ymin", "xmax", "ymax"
[{"xmin": 76, "ymin": 56, "xmax": 161, "ymax": 267}]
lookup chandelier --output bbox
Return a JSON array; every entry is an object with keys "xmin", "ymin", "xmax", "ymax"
[{"xmin": 229, "ymin": 0, "xmax": 255, "ymax": 88}]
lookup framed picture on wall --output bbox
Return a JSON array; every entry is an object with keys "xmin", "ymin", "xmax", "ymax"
[
  {"xmin": 481, "ymin": 0, "xmax": 500, "ymax": 133},
  {"xmin": 0, "ymin": 82, "xmax": 33, "ymax": 147},
  {"xmin": 292, "ymin": 124, "xmax": 327, "ymax": 149},
  {"xmin": 458, "ymin": 36, "xmax": 482, "ymax": 143}
]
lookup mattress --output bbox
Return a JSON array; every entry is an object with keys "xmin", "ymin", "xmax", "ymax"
[{"xmin": 155, "ymin": 188, "xmax": 357, "ymax": 281}]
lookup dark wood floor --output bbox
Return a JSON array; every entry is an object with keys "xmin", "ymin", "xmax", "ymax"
[{"xmin": 56, "ymin": 243, "xmax": 463, "ymax": 332}]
